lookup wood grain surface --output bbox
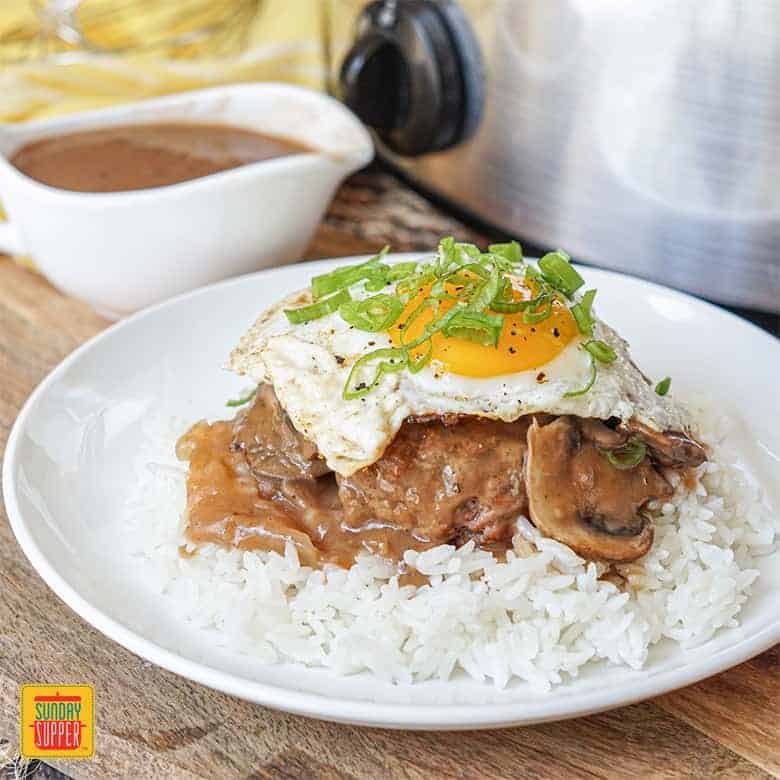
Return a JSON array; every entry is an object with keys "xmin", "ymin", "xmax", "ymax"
[{"xmin": 0, "ymin": 170, "xmax": 777, "ymax": 780}]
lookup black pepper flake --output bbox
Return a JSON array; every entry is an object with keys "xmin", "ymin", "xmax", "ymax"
[
  {"xmin": 334, "ymin": 355, "xmax": 345, "ymax": 365},
  {"xmin": 536, "ymin": 372, "xmax": 547, "ymax": 383},
  {"xmin": 531, "ymin": 327, "xmax": 536, "ymax": 333},
  {"xmin": 398, "ymin": 323, "xmax": 405, "ymax": 330},
  {"xmin": 553, "ymin": 327, "xmax": 560, "ymax": 338},
  {"xmin": 508, "ymin": 346, "xmax": 517, "ymax": 354},
  {"xmin": 355, "ymin": 382, "xmax": 367, "ymax": 391},
  {"xmin": 368, "ymin": 341, "xmax": 376, "ymax": 346},
  {"xmin": 510, "ymin": 330, "xmax": 517, "ymax": 336}
]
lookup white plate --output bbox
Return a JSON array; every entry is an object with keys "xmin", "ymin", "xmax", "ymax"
[{"xmin": 4, "ymin": 256, "xmax": 780, "ymax": 729}]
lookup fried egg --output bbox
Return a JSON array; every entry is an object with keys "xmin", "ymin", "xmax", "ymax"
[{"xmin": 230, "ymin": 264, "xmax": 690, "ymax": 476}]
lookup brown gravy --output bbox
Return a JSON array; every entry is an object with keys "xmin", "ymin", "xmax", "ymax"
[
  {"xmin": 175, "ymin": 384, "xmax": 707, "ymax": 571},
  {"xmin": 176, "ymin": 417, "xmax": 443, "ymax": 570},
  {"xmin": 10, "ymin": 122, "xmax": 312, "ymax": 193}
]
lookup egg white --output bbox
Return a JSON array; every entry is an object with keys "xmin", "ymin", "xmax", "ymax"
[{"xmin": 230, "ymin": 279, "xmax": 691, "ymax": 476}]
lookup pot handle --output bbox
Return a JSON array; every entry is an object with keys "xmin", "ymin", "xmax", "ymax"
[{"xmin": 0, "ymin": 215, "xmax": 24, "ymax": 255}]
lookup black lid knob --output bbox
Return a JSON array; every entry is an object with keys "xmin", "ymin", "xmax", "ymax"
[{"xmin": 339, "ymin": 0, "xmax": 482, "ymax": 157}]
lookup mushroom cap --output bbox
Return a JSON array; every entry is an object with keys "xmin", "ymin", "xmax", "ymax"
[
  {"xmin": 525, "ymin": 416, "xmax": 672, "ymax": 562},
  {"xmin": 234, "ymin": 383, "xmax": 331, "ymax": 480},
  {"xmin": 626, "ymin": 419, "xmax": 707, "ymax": 468}
]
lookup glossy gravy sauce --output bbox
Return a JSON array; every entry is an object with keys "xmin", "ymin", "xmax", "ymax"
[
  {"xmin": 10, "ymin": 122, "xmax": 312, "ymax": 192},
  {"xmin": 176, "ymin": 413, "xmax": 443, "ymax": 574}
]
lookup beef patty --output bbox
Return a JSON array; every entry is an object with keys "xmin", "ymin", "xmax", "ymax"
[{"xmin": 336, "ymin": 415, "xmax": 530, "ymax": 545}]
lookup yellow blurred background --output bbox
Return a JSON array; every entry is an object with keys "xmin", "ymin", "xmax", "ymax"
[{"xmin": 0, "ymin": 0, "xmax": 326, "ymax": 122}]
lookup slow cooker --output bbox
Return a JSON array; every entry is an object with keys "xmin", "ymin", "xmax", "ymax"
[{"xmin": 327, "ymin": 0, "xmax": 780, "ymax": 312}]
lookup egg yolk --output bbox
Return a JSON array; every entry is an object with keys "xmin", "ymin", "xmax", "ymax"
[{"xmin": 389, "ymin": 281, "xmax": 579, "ymax": 378}]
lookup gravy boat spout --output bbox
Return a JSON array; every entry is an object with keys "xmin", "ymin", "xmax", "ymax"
[{"xmin": 0, "ymin": 84, "xmax": 374, "ymax": 317}]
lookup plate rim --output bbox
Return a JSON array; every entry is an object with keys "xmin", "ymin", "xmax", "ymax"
[{"xmin": 4, "ymin": 255, "xmax": 780, "ymax": 729}]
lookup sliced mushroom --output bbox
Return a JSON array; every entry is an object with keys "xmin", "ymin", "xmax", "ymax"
[
  {"xmin": 578, "ymin": 417, "xmax": 628, "ymax": 449},
  {"xmin": 232, "ymin": 383, "xmax": 330, "ymax": 480},
  {"xmin": 525, "ymin": 416, "xmax": 673, "ymax": 562},
  {"xmin": 626, "ymin": 419, "xmax": 706, "ymax": 468}
]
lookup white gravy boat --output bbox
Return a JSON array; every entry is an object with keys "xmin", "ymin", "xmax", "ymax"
[{"xmin": 0, "ymin": 84, "xmax": 373, "ymax": 317}]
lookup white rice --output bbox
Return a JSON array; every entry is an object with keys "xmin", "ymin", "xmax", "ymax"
[{"xmin": 125, "ymin": 409, "xmax": 777, "ymax": 692}]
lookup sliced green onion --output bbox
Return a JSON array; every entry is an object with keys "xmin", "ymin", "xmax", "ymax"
[
  {"xmin": 467, "ymin": 266, "xmax": 501, "ymax": 313},
  {"xmin": 605, "ymin": 437, "xmax": 647, "ymax": 470},
  {"xmin": 437, "ymin": 236, "xmax": 459, "ymax": 270},
  {"xmin": 311, "ymin": 247, "xmax": 388, "ymax": 299},
  {"xmin": 399, "ymin": 297, "xmax": 439, "ymax": 344},
  {"xmin": 538, "ymin": 250, "xmax": 584, "ymax": 298},
  {"xmin": 431, "ymin": 263, "xmax": 488, "ymax": 298},
  {"xmin": 430, "ymin": 277, "xmax": 447, "ymax": 298},
  {"xmin": 385, "ymin": 262, "xmax": 418, "ymax": 282},
  {"xmin": 226, "ymin": 388, "xmax": 257, "ymax": 407},
  {"xmin": 489, "ymin": 277, "xmax": 533, "ymax": 313},
  {"xmin": 343, "ymin": 347, "xmax": 408, "ymax": 400},
  {"xmin": 564, "ymin": 355, "xmax": 597, "ymax": 397},
  {"xmin": 408, "ymin": 339, "xmax": 433, "ymax": 373},
  {"xmin": 284, "ymin": 288, "xmax": 351, "ymax": 324},
  {"xmin": 363, "ymin": 273, "xmax": 389, "ymax": 292},
  {"xmin": 524, "ymin": 265, "xmax": 544, "ymax": 284},
  {"xmin": 403, "ymin": 303, "xmax": 466, "ymax": 350},
  {"xmin": 448, "ymin": 272, "xmax": 482, "ymax": 288},
  {"xmin": 583, "ymin": 339, "xmax": 617, "ymax": 364},
  {"xmin": 397, "ymin": 269, "xmax": 436, "ymax": 299},
  {"xmin": 444, "ymin": 272, "xmax": 481, "ymax": 298},
  {"xmin": 487, "ymin": 241, "xmax": 523, "ymax": 265},
  {"xmin": 365, "ymin": 259, "xmax": 409, "ymax": 291},
  {"xmin": 442, "ymin": 310, "xmax": 504, "ymax": 346},
  {"xmin": 429, "ymin": 302, "xmax": 466, "ymax": 332},
  {"xmin": 492, "ymin": 298, "xmax": 534, "ymax": 314},
  {"xmin": 571, "ymin": 288, "xmax": 597, "ymax": 336},
  {"xmin": 339, "ymin": 294, "xmax": 403, "ymax": 331},
  {"xmin": 429, "ymin": 287, "xmax": 457, "ymax": 302},
  {"xmin": 436, "ymin": 238, "xmax": 482, "ymax": 276},
  {"xmin": 457, "ymin": 242, "xmax": 482, "ymax": 260},
  {"xmin": 494, "ymin": 276, "xmax": 512, "ymax": 300},
  {"xmin": 522, "ymin": 295, "xmax": 553, "ymax": 324},
  {"xmin": 443, "ymin": 262, "xmax": 489, "ymax": 285},
  {"xmin": 655, "ymin": 376, "xmax": 672, "ymax": 396},
  {"xmin": 459, "ymin": 262, "xmax": 490, "ymax": 278}
]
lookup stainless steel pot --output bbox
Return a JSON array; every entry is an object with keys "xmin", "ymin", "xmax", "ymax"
[{"xmin": 328, "ymin": 0, "xmax": 780, "ymax": 312}]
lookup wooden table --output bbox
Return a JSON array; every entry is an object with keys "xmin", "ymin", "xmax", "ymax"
[{"xmin": 1, "ymin": 170, "xmax": 777, "ymax": 779}]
